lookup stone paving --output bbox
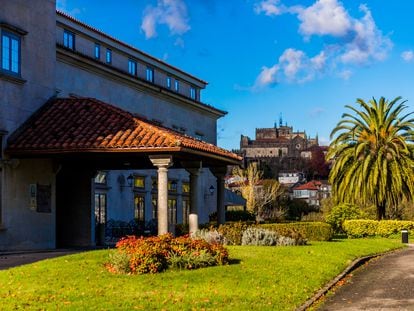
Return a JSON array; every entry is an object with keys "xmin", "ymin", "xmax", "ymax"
[{"xmin": 319, "ymin": 245, "xmax": 414, "ymax": 310}]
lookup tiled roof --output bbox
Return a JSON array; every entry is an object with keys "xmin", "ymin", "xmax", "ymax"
[
  {"xmin": 6, "ymin": 98, "xmax": 241, "ymax": 162},
  {"xmin": 293, "ymin": 181, "xmax": 322, "ymax": 191}
]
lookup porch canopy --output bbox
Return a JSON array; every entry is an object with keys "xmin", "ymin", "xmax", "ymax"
[{"xmin": 6, "ymin": 97, "xmax": 241, "ymax": 237}]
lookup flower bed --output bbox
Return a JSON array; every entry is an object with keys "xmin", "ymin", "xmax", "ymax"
[{"xmin": 106, "ymin": 234, "xmax": 229, "ymax": 274}]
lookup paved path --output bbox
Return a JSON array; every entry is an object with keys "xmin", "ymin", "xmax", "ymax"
[
  {"xmin": 0, "ymin": 250, "xmax": 80, "ymax": 270},
  {"xmin": 320, "ymin": 245, "xmax": 414, "ymax": 310}
]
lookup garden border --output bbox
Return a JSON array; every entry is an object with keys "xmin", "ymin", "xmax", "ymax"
[{"xmin": 296, "ymin": 247, "xmax": 406, "ymax": 311}]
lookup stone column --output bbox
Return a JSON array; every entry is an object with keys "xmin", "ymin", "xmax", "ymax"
[
  {"xmin": 149, "ymin": 155, "xmax": 173, "ymax": 235},
  {"xmin": 186, "ymin": 167, "xmax": 202, "ymax": 234},
  {"xmin": 212, "ymin": 167, "xmax": 227, "ymax": 225}
]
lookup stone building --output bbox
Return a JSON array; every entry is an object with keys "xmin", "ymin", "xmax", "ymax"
[
  {"xmin": 240, "ymin": 120, "xmax": 318, "ymax": 159},
  {"xmin": 0, "ymin": 0, "xmax": 240, "ymax": 250},
  {"xmin": 238, "ymin": 120, "xmax": 319, "ymax": 178}
]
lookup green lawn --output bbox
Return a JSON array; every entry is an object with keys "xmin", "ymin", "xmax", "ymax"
[{"xmin": 0, "ymin": 238, "xmax": 403, "ymax": 310}]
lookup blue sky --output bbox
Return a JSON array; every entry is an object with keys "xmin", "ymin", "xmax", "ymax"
[{"xmin": 57, "ymin": 0, "xmax": 414, "ymax": 150}]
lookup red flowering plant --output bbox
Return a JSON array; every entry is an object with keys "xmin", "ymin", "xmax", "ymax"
[{"xmin": 106, "ymin": 234, "xmax": 229, "ymax": 274}]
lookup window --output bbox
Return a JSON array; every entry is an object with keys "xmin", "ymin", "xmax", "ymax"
[
  {"xmin": 182, "ymin": 182, "xmax": 190, "ymax": 194},
  {"xmin": 168, "ymin": 180, "xmax": 177, "ymax": 192},
  {"xmin": 190, "ymin": 87, "xmax": 197, "ymax": 100},
  {"xmin": 94, "ymin": 43, "xmax": 100, "ymax": 59},
  {"xmin": 166, "ymin": 76, "xmax": 171, "ymax": 88},
  {"xmin": 182, "ymin": 199, "xmax": 190, "ymax": 225},
  {"xmin": 1, "ymin": 31, "xmax": 20, "ymax": 74},
  {"xmin": 134, "ymin": 176, "xmax": 145, "ymax": 188},
  {"xmin": 168, "ymin": 198, "xmax": 177, "ymax": 225},
  {"xmin": 128, "ymin": 59, "xmax": 137, "ymax": 76},
  {"xmin": 63, "ymin": 30, "xmax": 75, "ymax": 50},
  {"xmin": 94, "ymin": 171, "xmax": 107, "ymax": 185},
  {"xmin": 106, "ymin": 48, "xmax": 112, "ymax": 64},
  {"xmin": 174, "ymin": 80, "xmax": 179, "ymax": 92},
  {"xmin": 146, "ymin": 67, "xmax": 154, "ymax": 82},
  {"xmin": 134, "ymin": 195, "xmax": 145, "ymax": 222},
  {"xmin": 94, "ymin": 193, "xmax": 107, "ymax": 225}
]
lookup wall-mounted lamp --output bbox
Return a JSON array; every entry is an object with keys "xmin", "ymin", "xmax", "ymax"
[{"xmin": 205, "ymin": 185, "xmax": 215, "ymax": 198}]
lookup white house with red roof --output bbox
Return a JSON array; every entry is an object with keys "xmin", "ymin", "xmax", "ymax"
[{"xmin": 292, "ymin": 180, "xmax": 331, "ymax": 206}]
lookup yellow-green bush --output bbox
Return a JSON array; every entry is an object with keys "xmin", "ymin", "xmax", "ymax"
[
  {"xmin": 260, "ymin": 222, "xmax": 333, "ymax": 241},
  {"xmin": 343, "ymin": 220, "xmax": 414, "ymax": 238}
]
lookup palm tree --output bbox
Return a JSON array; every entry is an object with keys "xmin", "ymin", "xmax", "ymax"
[{"xmin": 327, "ymin": 97, "xmax": 414, "ymax": 220}]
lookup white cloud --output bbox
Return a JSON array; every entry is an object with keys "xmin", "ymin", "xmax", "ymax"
[
  {"xmin": 279, "ymin": 48, "xmax": 305, "ymax": 80},
  {"xmin": 253, "ymin": 48, "xmax": 327, "ymax": 87},
  {"xmin": 340, "ymin": 4, "xmax": 392, "ymax": 65},
  {"xmin": 401, "ymin": 50, "xmax": 414, "ymax": 62},
  {"xmin": 254, "ymin": 0, "xmax": 284, "ymax": 16},
  {"xmin": 310, "ymin": 51, "xmax": 326, "ymax": 70},
  {"xmin": 252, "ymin": 0, "xmax": 392, "ymax": 86},
  {"xmin": 252, "ymin": 64, "xmax": 279, "ymax": 90},
  {"xmin": 297, "ymin": 0, "xmax": 351, "ymax": 37},
  {"xmin": 141, "ymin": 0, "xmax": 190, "ymax": 39}
]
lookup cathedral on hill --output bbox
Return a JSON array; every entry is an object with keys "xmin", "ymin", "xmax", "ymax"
[
  {"xmin": 240, "ymin": 118, "xmax": 319, "ymax": 159},
  {"xmin": 237, "ymin": 118, "xmax": 327, "ymax": 180}
]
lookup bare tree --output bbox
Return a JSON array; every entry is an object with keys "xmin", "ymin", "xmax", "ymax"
[{"xmin": 232, "ymin": 163, "xmax": 284, "ymax": 220}]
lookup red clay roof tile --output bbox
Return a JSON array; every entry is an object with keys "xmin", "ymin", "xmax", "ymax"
[{"xmin": 7, "ymin": 97, "xmax": 241, "ymax": 162}]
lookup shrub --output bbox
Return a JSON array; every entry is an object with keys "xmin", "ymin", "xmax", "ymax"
[
  {"xmin": 107, "ymin": 250, "xmax": 132, "ymax": 274},
  {"xmin": 168, "ymin": 249, "xmax": 217, "ymax": 270},
  {"xmin": 227, "ymin": 210, "xmax": 256, "ymax": 221},
  {"xmin": 241, "ymin": 228, "xmax": 280, "ymax": 246},
  {"xmin": 342, "ymin": 220, "xmax": 377, "ymax": 238},
  {"xmin": 217, "ymin": 222, "xmax": 251, "ymax": 245},
  {"xmin": 325, "ymin": 204, "xmax": 366, "ymax": 233},
  {"xmin": 192, "ymin": 228, "xmax": 228, "ymax": 245},
  {"xmin": 209, "ymin": 210, "xmax": 256, "ymax": 222},
  {"xmin": 260, "ymin": 222, "xmax": 333, "ymax": 241},
  {"xmin": 240, "ymin": 227, "xmax": 303, "ymax": 246},
  {"xmin": 107, "ymin": 234, "xmax": 229, "ymax": 274},
  {"xmin": 376, "ymin": 220, "xmax": 414, "ymax": 237},
  {"xmin": 343, "ymin": 220, "xmax": 414, "ymax": 238}
]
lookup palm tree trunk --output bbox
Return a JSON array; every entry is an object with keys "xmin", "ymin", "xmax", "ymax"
[{"xmin": 377, "ymin": 203, "xmax": 386, "ymax": 220}]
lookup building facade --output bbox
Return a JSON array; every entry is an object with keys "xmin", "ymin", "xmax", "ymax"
[
  {"xmin": 240, "ymin": 120, "xmax": 318, "ymax": 159},
  {"xmin": 0, "ymin": 0, "xmax": 239, "ymax": 250},
  {"xmin": 292, "ymin": 180, "xmax": 331, "ymax": 207}
]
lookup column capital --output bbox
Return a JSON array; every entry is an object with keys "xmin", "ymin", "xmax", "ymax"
[
  {"xmin": 149, "ymin": 155, "xmax": 173, "ymax": 168},
  {"xmin": 186, "ymin": 167, "xmax": 202, "ymax": 176},
  {"xmin": 210, "ymin": 166, "xmax": 227, "ymax": 178}
]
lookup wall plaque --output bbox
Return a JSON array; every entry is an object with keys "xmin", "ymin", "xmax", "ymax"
[{"xmin": 36, "ymin": 184, "xmax": 52, "ymax": 213}]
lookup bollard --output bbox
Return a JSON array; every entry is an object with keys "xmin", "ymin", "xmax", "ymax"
[{"xmin": 402, "ymin": 229, "xmax": 409, "ymax": 244}]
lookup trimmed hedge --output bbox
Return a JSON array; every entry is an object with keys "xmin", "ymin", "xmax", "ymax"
[
  {"xmin": 260, "ymin": 222, "xmax": 333, "ymax": 241},
  {"xmin": 343, "ymin": 220, "xmax": 414, "ymax": 238}
]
